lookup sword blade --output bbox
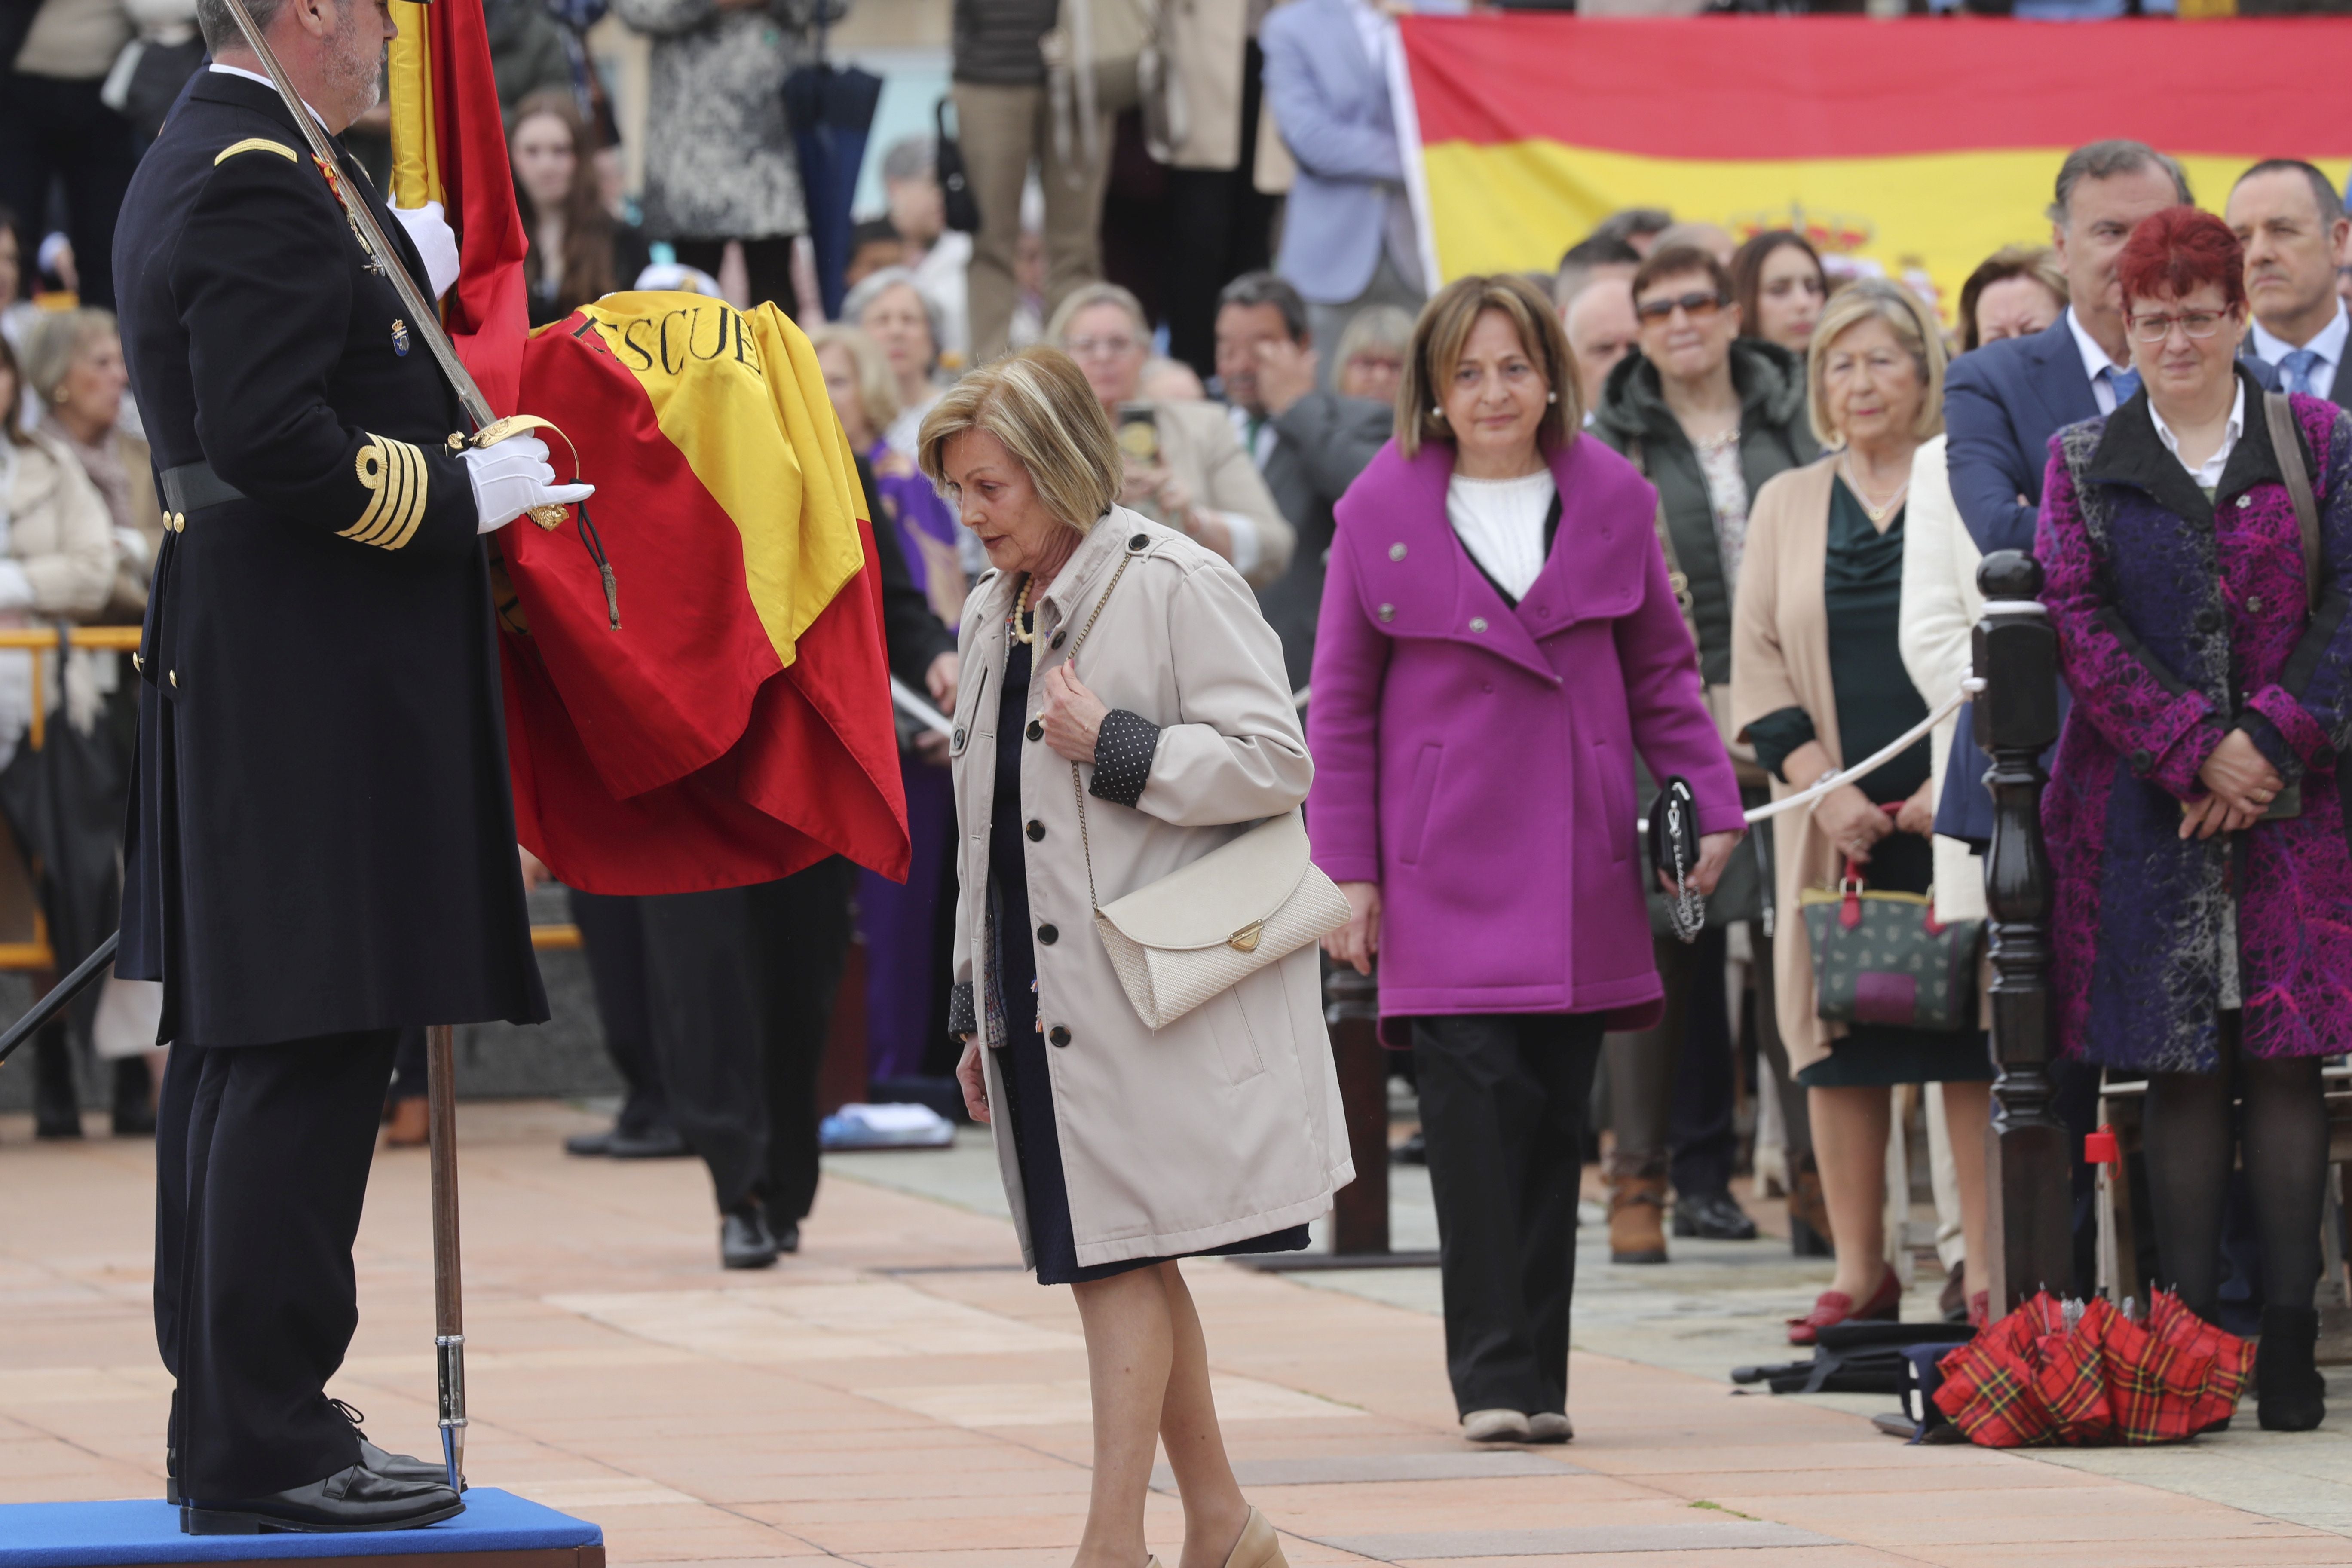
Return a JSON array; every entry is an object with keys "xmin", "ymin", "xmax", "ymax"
[{"xmin": 217, "ymin": 0, "xmax": 496, "ymax": 432}]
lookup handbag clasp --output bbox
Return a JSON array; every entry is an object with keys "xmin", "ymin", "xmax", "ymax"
[{"xmin": 1227, "ymin": 921, "xmax": 1264, "ymax": 954}]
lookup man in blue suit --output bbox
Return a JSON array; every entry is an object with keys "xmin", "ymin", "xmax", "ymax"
[{"xmin": 1261, "ymin": 0, "xmax": 1427, "ymax": 378}]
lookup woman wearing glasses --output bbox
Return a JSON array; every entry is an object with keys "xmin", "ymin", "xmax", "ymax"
[
  {"xmin": 1589, "ymin": 245, "xmax": 1819, "ymax": 1267},
  {"xmin": 2038, "ymin": 206, "xmax": 2352, "ymax": 1432},
  {"xmin": 1047, "ymin": 283, "xmax": 1294, "ymax": 588}
]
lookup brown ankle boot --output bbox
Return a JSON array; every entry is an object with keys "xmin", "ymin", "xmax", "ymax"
[
  {"xmin": 1609, "ymin": 1174, "xmax": 1669, "ymax": 1264},
  {"xmin": 386, "ymin": 1096, "xmax": 430, "ymax": 1147}
]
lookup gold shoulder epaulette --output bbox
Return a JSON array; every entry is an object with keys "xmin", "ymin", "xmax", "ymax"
[{"xmin": 214, "ymin": 138, "xmax": 299, "ymax": 166}]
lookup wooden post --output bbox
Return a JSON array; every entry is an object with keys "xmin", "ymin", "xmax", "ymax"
[
  {"xmin": 1326, "ymin": 964, "xmax": 1390, "ymax": 1256},
  {"xmin": 1972, "ymin": 551, "xmax": 2073, "ymax": 1317}
]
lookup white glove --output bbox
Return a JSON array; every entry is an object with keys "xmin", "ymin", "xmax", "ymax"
[
  {"xmin": 463, "ymin": 435, "xmax": 595, "ymax": 534},
  {"xmin": 390, "ymin": 201, "xmax": 461, "ymax": 300}
]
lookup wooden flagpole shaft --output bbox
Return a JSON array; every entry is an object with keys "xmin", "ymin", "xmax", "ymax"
[{"xmin": 426, "ymin": 1022, "xmax": 467, "ymax": 1491}]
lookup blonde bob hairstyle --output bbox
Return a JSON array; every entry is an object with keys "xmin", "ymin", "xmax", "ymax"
[
  {"xmin": 917, "ymin": 346, "xmax": 1122, "ymax": 535},
  {"xmin": 1805, "ymin": 279, "xmax": 1947, "ymax": 449},
  {"xmin": 806, "ymin": 323, "xmax": 901, "ymax": 441},
  {"xmin": 1043, "ymin": 281, "xmax": 1151, "ymax": 349},
  {"xmin": 1395, "ymin": 274, "xmax": 1578, "ymax": 460}
]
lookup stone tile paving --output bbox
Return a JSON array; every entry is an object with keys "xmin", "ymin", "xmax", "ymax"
[{"xmin": 1, "ymin": 1101, "xmax": 2346, "ymax": 1567}]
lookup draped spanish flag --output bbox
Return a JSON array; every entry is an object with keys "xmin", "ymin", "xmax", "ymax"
[
  {"xmin": 387, "ymin": 1, "xmax": 906, "ymax": 894},
  {"xmin": 1400, "ymin": 15, "xmax": 2352, "ymax": 319}
]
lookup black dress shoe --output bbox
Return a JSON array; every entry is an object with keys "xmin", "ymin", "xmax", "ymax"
[
  {"xmin": 181, "ymin": 1464, "xmax": 463, "ymax": 1534},
  {"xmin": 33, "ymin": 1035, "xmax": 82, "ymax": 1139},
  {"xmin": 608, "ymin": 1123, "xmax": 689, "ymax": 1158},
  {"xmin": 721, "ymin": 1201, "xmax": 779, "ymax": 1269},
  {"xmin": 775, "ymin": 1219, "xmax": 800, "ymax": 1254},
  {"xmin": 332, "ymin": 1398, "xmax": 461, "ymax": 1489},
  {"xmin": 1672, "ymin": 1190, "xmax": 1758, "ymax": 1241},
  {"xmin": 564, "ymin": 1125, "xmax": 619, "ymax": 1157}
]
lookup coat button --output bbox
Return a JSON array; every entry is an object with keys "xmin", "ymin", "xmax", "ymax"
[
  {"xmin": 1051, "ymin": 630, "xmax": 1066, "ymax": 649},
  {"xmin": 169, "ymin": 670, "xmax": 178, "ymax": 689},
  {"xmin": 1026, "ymin": 819, "xmax": 1045, "ymax": 841},
  {"xmin": 1026, "ymin": 720, "xmax": 1044, "ymax": 741},
  {"xmin": 2236, "ymin": 495, "xmax": 2251, "ymax": 509},
  {"xmin": 2194, "ymin": 609, "xmax": 2221, "ymax": 632},
  {"xmin": 2247, "ymin": 594, "xmax": 2264, "ymax": 615},
  {"xmin": 1469, "ymin": 616, "xmax": 1488, "ymax": 633},
  {"xmin": 2130, "ymin": 747, "xmax": 2153, "ymax": 775},
  {"xmin": 1377, "ymin": 603, "xmax": 1395, "ymax": 623},
  {"xmin": 1388, "ymin": 542, "xmax": 1406, "ymax": 560},
  {"xmin": 1038, "ymin": 923, "xmax": 1058, "ymax": 945},
  {"xmin": 954, "ymin": 727, "xmax": 967, "ymax": 748},
  {"xmin": 1128, "ymin": 533, "xmax": 1149, "ymax": 550},
  {"xmin": 1049, "ymin": 1025, "xmax": 1071, "ymax": 1047}
]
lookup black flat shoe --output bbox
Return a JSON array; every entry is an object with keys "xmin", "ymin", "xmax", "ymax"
[
  {"xmin": 564, "ymin": 1125, "xmax": 619, "ymax": 1157},
  {"xmin": 111, "ymin": 1058, "xmax": 156, "ymax": 1136},
  {"xmin": 721, "ymin": 1201, "xmax": 779, "ymax": 1269},
  {"xmin": 33, "ymin": 1034, "xmax": 81, "ymax": 1139},
  {"xmin": 776, "ymin": 1219, "xmax": 800, "ymax": 1254},
  {"xmin": 181, "ymin": 1464, "xmax": 462, "ymax": 1534},
  {"xmin": 2257, "ymin": 1305, "xmax": 2327, "ymax": 1432},
  {"xmin": 608, "ymin": 1124, "xmax": 689, "ymax": 1158},
  {"xmin": 1672, "ymin": 1189, "xmax": 1758, "ymax": 1241}
]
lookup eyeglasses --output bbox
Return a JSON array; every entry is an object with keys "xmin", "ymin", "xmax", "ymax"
[
  {"xmin": 2128, "ymin": 310, "xmax": 2229, "ymax": 343},
  {"xmin": 1635, "ymin": 291, "xmax": 1728, "ymax": 323},
  {"xmin": 1066, "ymin": 334, "xmax": 1140, "ymax": 359}
]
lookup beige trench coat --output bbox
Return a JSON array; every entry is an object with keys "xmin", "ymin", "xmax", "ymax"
[{"xmin": 949, "ymin": 508, "xmax": 1352, "ymax": 1269}]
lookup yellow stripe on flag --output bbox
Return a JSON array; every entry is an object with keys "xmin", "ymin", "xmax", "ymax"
[
  {"xmin": 1422, "ymin": 142, "xmax": 2282, "ymax": 322},
  {"xmin": 387, "ymin": 0, "xmax": 441, "ymax": 212},
  {"xmin": 567, "ymin": 293, "xmax": 870, "ymax": 670}
]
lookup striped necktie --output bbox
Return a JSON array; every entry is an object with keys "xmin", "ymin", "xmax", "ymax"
[{"xmin": 2280, "ymin": 349, "xmax": 2323, "ymax": 398}]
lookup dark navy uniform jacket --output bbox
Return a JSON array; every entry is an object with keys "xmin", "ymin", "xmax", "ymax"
[{"xmin": 112, "ymin": 69, "xmax": 546, "ymax": 1047}]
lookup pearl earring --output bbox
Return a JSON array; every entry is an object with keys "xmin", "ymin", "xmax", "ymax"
[
  {"xmin": 1546, "ymin": 392, "xmax": 1558, "ymax": 404},
  {"xmin": 1430, "ymin": 407, "xmax": 1444, "ymax": 420}
]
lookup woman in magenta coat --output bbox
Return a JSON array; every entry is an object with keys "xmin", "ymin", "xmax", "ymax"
[{"xmin": 1307, "ymin": 275, "xmax": 1743, "ymax": 1443}]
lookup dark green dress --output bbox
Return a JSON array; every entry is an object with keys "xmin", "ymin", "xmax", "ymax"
[{"xmin": 1746, "ymin": 480, "xmax": 1992, "ymax": 1089}]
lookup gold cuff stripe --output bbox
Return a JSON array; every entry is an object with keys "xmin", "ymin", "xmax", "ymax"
[
  {"xmin": 214, "ymin": 138, "xmax": 299, "ymax": 166},
  {"xmin": 343, "ymin": 435, "xmax": 429, "ymax": 550}
]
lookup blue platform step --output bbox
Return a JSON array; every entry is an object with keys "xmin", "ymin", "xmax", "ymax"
[{"xmin": 0, "ymin": 1488, "xmax": 603, "ymax": 1568}]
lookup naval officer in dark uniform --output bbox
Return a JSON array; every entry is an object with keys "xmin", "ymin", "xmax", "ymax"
[{"xmin": 112, "ymin": 0, "xmax": 591, "ymax": 1534}]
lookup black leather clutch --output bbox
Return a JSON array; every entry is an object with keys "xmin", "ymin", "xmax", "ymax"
[{"xmin": 1648, "ymin": 775, "xmax": 1704, "ymax": 944}]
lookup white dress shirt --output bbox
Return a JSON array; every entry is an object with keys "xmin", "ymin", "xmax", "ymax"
[
  {"xmin": 208, "ymin": 62, "xmax": 326, "ymax": 129},
  {"xmin": 1446, "ymin": 470, "xmax": 1555, "ymax": 602},
  {"xmin": 2148, "ymin": 381, "xmax": 2245, "ymax": 493},
  {"xmin": 1227, "ymin": 401, "xmax": 1278, "ymax": 467},
  {"xmin": 2250, "ymin": 303, "xmax": 2349, "ymax": 398},
  {"xmin": 2067, "ymin": 306, "xmax": 2136, "ymax": 416}
]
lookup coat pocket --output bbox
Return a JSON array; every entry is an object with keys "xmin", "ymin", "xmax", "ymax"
[
  {"xmin": 1397, "ymin": 741, "xmax": 1444, "ymax": 866},
  {"xmin": 1206, "ymin": 986, "xmax": 1268, "ymax": 1086}
]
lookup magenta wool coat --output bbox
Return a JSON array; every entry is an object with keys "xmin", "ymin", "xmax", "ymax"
[{"xmin": 1306, "ymin": 435, "xmax": 1744, "ymax": 1045}]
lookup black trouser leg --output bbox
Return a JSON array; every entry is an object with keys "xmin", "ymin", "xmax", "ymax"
[
  {"xmin": 640, "ymin": 885, "xmax": 767, "ymax": 1212},
  {"xmin": 386, "ymin": 1026, "xmax": 428, "ymax": 1103},
  {"xmin": 758, "ymin": 857, "xmax": 857, "ymax": 1223},
  {"xmin": 0, "ymin": 73, "xmax": 136, "ymax": 308},
  {"xmin": 154, "ymin": 1037, "xmax": 204, "ymax": 1467},
  {"xmin": 670, "ymin": 236, "xmax": 798, "ymax": 319},
  {"xmin": 569, "ymin": 890, "xmax": 669, "ymax": 1136},
  {"xmin": 1413, "ymin": 1012, "xmax": 1604, "ymax": 1417},
  {"xmin": 165, "ymin": 1031, "xmax": 400, "ymax": 1500}
]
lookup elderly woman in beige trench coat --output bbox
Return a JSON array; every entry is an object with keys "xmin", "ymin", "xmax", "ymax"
[{"xmin": 930, "ymin": 346, "xmax": 1350, "ymax": 1568}]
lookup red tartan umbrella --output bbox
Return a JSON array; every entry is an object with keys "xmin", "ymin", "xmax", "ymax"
[{"xmin": 1934, "ymin": 1289, "xmax": 2253, "ymax": 1447}]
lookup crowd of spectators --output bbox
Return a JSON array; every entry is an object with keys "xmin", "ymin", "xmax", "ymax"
[{"xmin": 5, "ymin": 0, "xmax": 2350, "ymax": 1432}]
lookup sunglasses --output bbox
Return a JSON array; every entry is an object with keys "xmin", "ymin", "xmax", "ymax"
[{"xmin": 1635, "ymin": 291, "xmax": 1729, "ymax": 323}]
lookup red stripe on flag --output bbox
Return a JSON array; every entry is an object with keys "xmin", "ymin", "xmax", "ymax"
[
  {"xmin": 429, "ymin": 0, "xmax": 529, "ymax": 412},
  {"xmin": 1402, "ymin": 16, "xmax": 2352, "ymax": 162}
]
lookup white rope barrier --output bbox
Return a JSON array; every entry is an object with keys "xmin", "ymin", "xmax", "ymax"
[{"xmin": 1741, "ymin": 681, "xmax": 1978, "ymax": 826}]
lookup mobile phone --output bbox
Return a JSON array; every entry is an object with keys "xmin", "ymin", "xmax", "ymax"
[{"xmin": 1115, "ymin": 403, "xmax": 1161, "ymax": 466}]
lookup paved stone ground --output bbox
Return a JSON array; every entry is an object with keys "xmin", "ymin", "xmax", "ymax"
[{"xmin": 4, "ymin": 1101, "xmax": 2349, "ymax": 1567}]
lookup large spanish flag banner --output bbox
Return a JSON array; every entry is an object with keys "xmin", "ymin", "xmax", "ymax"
[
  {"xmin": 388, "ymin": 0, "xmax": 906, "ymax": 895},
  {"xmin": 1400, "ymin": 15, "xmax": 2352, "ymax": 317}
]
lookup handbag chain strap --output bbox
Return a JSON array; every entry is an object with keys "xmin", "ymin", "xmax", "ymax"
[{"xmin": 1054, "ymin": 549, "xmax": 1136, "ymax": 913}]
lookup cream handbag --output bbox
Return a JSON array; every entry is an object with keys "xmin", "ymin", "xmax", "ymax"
[{"xmin": 1064, "ymin": 555, "xmax": 1351, "ymax": 1031}]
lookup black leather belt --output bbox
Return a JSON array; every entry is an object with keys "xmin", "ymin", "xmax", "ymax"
[{"xmin": 158, "ymin": 461, "xmax": 247, "ymax": 516}]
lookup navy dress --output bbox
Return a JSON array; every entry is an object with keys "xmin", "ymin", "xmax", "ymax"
[{"xmin": 986, "ymin": 621, "xmax": 1308, "ymax": 1286}]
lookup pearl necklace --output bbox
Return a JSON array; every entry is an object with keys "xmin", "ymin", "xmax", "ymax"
[
  {"xmin": 1840, "ymin": 456, "xmax": 1909, "ymax": 524},
  {"xmin": 1010, "ymin": 574, "xmax": 1037, "ymax": 645}
]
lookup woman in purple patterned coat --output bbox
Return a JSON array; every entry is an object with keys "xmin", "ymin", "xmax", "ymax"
[{"xmin": 2036, "ymin": 206, "xmax": 2352, "ymax": 1433}]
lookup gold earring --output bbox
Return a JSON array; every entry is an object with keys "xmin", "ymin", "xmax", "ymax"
[{"xmin": 52, "ymin": 387, "xmax": 68, "ymax": 403}]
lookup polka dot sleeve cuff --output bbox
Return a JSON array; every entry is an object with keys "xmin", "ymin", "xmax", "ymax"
[
  {"xmin": 1088, "ymin": 708, "xmax": 1161, "ymax": 809},
  {"xmin": 947, "ymin": 980, "xmax": 977, "ymax": 1038}
]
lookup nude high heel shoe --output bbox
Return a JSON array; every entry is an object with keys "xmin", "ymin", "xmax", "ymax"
[{"xmin": 1223, "ymin": 1508, "xmax": 1286, "ymax": 1568}]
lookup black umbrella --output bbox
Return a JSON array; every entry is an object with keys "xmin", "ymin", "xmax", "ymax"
[{"xmin": 786, "ymin": 12, "xmax": 883, "ymax": 320}]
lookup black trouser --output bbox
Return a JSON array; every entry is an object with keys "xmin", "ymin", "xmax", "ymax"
[
  {"xmin": 155, "ymin": 1029, "xmax": 401, "ymax": 1499},
  {"xmin": 640, "ymin": 857, "xmax": 855, "ymax": 1219},
  {"xmin": 1158, "ymin": 42, "xmax": 1279, "ymax": 378},
  {"xmin": 669, "ymin": 237, "xmax": 797, "ymax": 319},
  {"xmin": 0, "ymin": 72, "xmax": 138, "ymax": 309},
  {"xmin": 568, "ymin": 889, "xmax": 671, "ymax": 1138},
  {"xmin": 1413, "ymin": 1011, "xmax": 1605, "ymax": 1418}
]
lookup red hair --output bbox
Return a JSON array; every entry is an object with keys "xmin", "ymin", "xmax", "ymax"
[{"xmin": 2116, "ymin": 206, "xmax": 2246, "ymax": 314}]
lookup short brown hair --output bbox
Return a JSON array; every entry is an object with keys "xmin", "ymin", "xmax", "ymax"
[
  {"xmin": 917, "ymin": 346, "xmax": 1121, "ymax": 533},
  {"xmin": 1396, "ymin": 274, "xmax": 1577, "ymax": 459},
  {"xmin": 1956, "ymin": 245, "xmax": 2067, "ymax": 353},
  {"xmin": 1807, "ymin": 280, "xmax": 1947, "ymax": 448},
  {"xmin": 806, "ymin": 323, "xmax": 901, "ymax": 440},
  {"xmin": 1629, "ymin": 245, "xmax": 1735, "ymax": 312}
]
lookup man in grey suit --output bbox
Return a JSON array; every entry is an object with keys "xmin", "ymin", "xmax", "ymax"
[
  {"xmin": 1214, "ymin": 273, "xmax": 1391, "ymax": 693},
  {"xmin": 2228, "ymin": 160, "xmax": 2352, "ymax": 407}
]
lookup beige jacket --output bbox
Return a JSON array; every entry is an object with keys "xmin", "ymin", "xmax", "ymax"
[
  {"xmin": 1157, "ymin": 0, "xmax": 1296, "ymax": 192},
  {"xmin": 1728, "ymin": 456, "xmax": 1850, "ymax": 1074},
  {"xmin": 4, "ymin": 431, "xmax": 119, "ymax": 618},
  {"xmin": 949, "ymin": 508, "xmax": 1351, "ymax": 1268},
  {"xmin": 1896, "ymin": 435, "xmax": 1987, "ymax": 925},
  {"xmin": 1130, "ymin": 399, "xmax": 1295, "ymax": 590}
]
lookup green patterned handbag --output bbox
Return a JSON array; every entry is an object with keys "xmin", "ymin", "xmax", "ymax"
[{"xmin": 1798, "ymin": 853, "xmax": 1983, "ymax": 1034}]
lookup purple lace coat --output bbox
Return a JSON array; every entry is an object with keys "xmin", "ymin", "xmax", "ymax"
[{"xmin": 2036, "ymin": 377, "xmax": 2352, "ymax": 1072}]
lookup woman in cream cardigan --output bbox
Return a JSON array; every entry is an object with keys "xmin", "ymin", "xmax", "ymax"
[
  {"xmin": 934, "ymin": 346, "xmax": 1348, "ymax": 1568},
  {"xmin": 1049, "ymin": 282, "xmax": 1295, "ymax": 589},
  {"xmin": 1731, "ymin": 282, "xmax": 1993, "ymax": 1341}
]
